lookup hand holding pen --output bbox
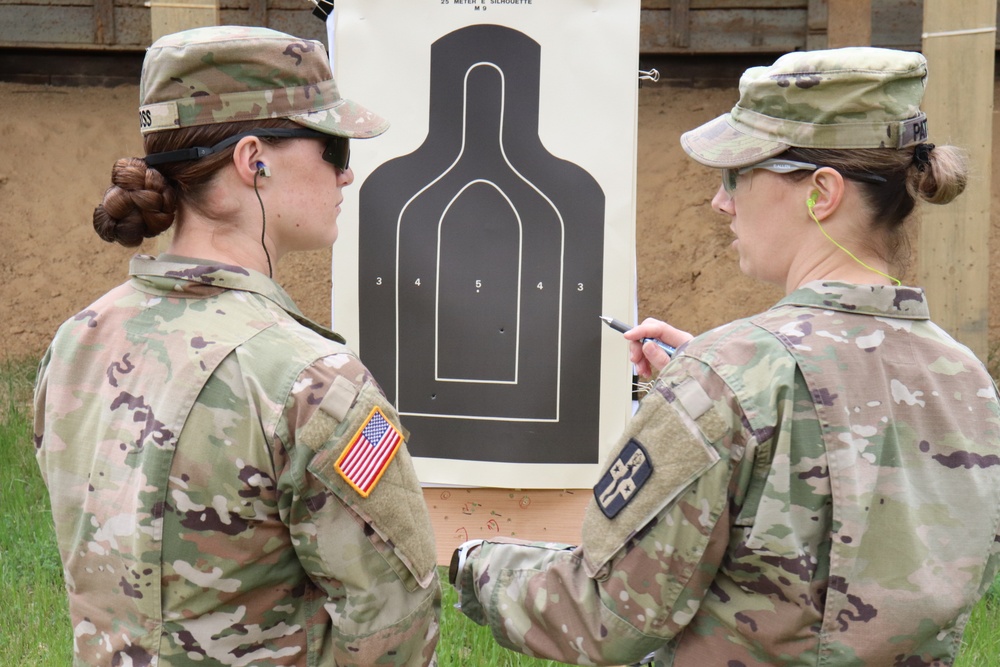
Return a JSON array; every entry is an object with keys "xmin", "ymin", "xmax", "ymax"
[{"xmin": 600, "ymin": 315, "xmax": 693, "ymax": 377}]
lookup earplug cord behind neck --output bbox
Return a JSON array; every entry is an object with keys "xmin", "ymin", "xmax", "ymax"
[
  {"xmin": 253, "ymin": 170, "xmax": 273, "ymax": 278},
  {"xmin": 807, "ymin": 196, "xmax": 900, "ymax": 286}
]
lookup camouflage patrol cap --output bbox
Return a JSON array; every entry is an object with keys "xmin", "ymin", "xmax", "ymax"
[
  {"xmin": 681, "ymin": 47, "xmax": 929, "ymax": 168},
  {"xmin": 138, "ymin": 25, "xmax": 387, "ymax": 138}
]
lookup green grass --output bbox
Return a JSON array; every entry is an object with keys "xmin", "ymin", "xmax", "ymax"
[
  {"xmin": 439, "ymin": 578, "xmax": 564, "ymax": 667},
  {"xmin": 3, "ymin": 356, "xmax": 998, "ymax": 666},
  {"xmin": 958, "ymin": 586, "xmax": 1000, "ymax": 667},
  {"xmin": 0, "ymin": 358, "xmax": 72, "ymax": 666}
]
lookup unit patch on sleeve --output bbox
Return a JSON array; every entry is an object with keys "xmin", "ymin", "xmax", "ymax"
[
  {"xmin": 335, "ymin": 406, "xmax": 403, "ymax": 497},
  {"xmin": 594, "ymin": 438, "xmax": 653, "ymax": 519}
]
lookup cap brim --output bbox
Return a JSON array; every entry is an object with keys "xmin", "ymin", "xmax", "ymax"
[
  {"xmin": 291, "ymin": 98, "xmax": 389, "ymax": 139},
  {"xmin": 680, "ymin": 113, "xmax": 788, "ymax": 169}
]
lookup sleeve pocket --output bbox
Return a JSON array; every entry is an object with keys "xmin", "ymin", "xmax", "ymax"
[
  {"xmin": 308, "ymin": 381, "xmax": 437, "ymax": 590},
  {"xmin": 582, "ymin": 386, "xmax": 721, "ymax": 577}
]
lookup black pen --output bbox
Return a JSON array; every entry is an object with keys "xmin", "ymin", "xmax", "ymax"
[{"xmin": 599, "ymin": 315, "xmax": 676, "ymax": 356}]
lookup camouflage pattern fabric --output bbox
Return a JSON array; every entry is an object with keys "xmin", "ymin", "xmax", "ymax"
[
  {"xmin": 681, "ymin": 47, "xmax": 930, "ymax": 168},
  {"xmin": 139, "ymin": 26, "xmax": 388, "ymax": 138},
  {"xmin": 456, "ymin": 282, "xmax": 1000, "ymax": 666},
  {"xmin": 34, "ymin": 254, "xmax": 439, "ymax": 666}
]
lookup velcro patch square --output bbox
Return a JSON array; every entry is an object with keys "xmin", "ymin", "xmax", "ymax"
[
  {"xmin": 594, "ymin": 438, "xmax": 653, "ymax": 519},
  {"xmin": 335, "ymin": 406, "xmax": 402, "ymax": 498}
]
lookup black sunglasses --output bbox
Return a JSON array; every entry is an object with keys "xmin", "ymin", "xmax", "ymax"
[{"xmin": 144, "ymin": 128, "xmax": 351, "ymax": 172}]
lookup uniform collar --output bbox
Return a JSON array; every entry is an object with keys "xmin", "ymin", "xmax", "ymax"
[
  {"xmin": 128, "ymin": 254, "xmax": 346, "ymax": 343},
  {"xmin": 778, "ymin": 281, "xmax": 930, "ymax": 320}
]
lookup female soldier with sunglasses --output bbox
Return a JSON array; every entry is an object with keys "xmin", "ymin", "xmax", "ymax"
[
  {"xmin": 450, "ymin": 47, "xmax": 1000, "ymax": 666},
  {"xmin": 33, "ymin": 26, "xmax": 439, "ymax": 666}
]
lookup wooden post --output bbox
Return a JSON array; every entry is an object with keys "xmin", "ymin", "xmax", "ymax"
[
  {"xmin": 919, "ymin": 1, "xmax": 994, "ymax": 359},
  {"xmin": 827, "ymin": 0, "xmax": 870, "ymax": 47},
  {"xmin": 94, "ymin": 0, "xmax": 116, "ymax": 45},
  {"xmin": 149, "ymin": 0, "xmax": 220, "ymax": 42},
  {"xmin": 248, "ymin": 0, "xmax": 269, "ymax": 29},
  {"xmin": 806, "ymin": 0, "xmax": 829, "ymax": 51},
  {"xmin": 669, "ymin": 0, "xmax": 690, "ymax": 49}
]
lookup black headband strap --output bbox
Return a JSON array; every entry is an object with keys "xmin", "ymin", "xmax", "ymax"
[{"xmin": 144, "ymin": 128, "xmax": 333, "ymax": 167}]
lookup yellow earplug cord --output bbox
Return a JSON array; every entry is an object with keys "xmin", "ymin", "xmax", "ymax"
[{"xmin": 807, "ymin": 193, "xmax": 901, "ymax": 286}]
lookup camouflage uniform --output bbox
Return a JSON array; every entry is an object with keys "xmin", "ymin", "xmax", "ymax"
[
  {"xmin": 138, "ymin": 25, "xmax": 388, "ymax": 139},
  {"xmin": 34, "ymin": 255, "xmax": 440, "ymax": 666},
  {"xmin": 455, "ymin": 282, "xmax": 1000, "ymax": 666},
  {"xmin": 680, "ymin": 47, "xmax": 929, "ymax": 168}
]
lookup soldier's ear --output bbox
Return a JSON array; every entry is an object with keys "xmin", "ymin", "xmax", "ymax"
[
  {"xmin": 232, "ymin": 136, "xmax": 267, "ymax": 186},
  {"xmin": 805, "ymin": 169, "xmax": 844, "ymax": 221}
]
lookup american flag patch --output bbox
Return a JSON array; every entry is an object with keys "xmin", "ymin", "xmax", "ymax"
[{"xmin": 335, "ymin": 406, "xmax": 403, "ymax": 497}]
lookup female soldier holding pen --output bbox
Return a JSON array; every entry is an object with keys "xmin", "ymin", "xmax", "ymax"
[{"xmin": 449, "ymin": 46, "xmax": 1000, "ymax": 666}]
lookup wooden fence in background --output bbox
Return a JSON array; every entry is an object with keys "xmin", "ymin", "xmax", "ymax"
[{"xmin": 0, "ymin": 0, "xmax": 980, "ymax": 53}]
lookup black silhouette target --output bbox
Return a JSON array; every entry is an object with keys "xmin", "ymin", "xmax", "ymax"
[
  {"xmin": 358, "ymin": 24, "xmax": 605, "ymax": 464},
  {"xmin": 436, "ymin": 180, "xmax": 521, "ymax": 382}
]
